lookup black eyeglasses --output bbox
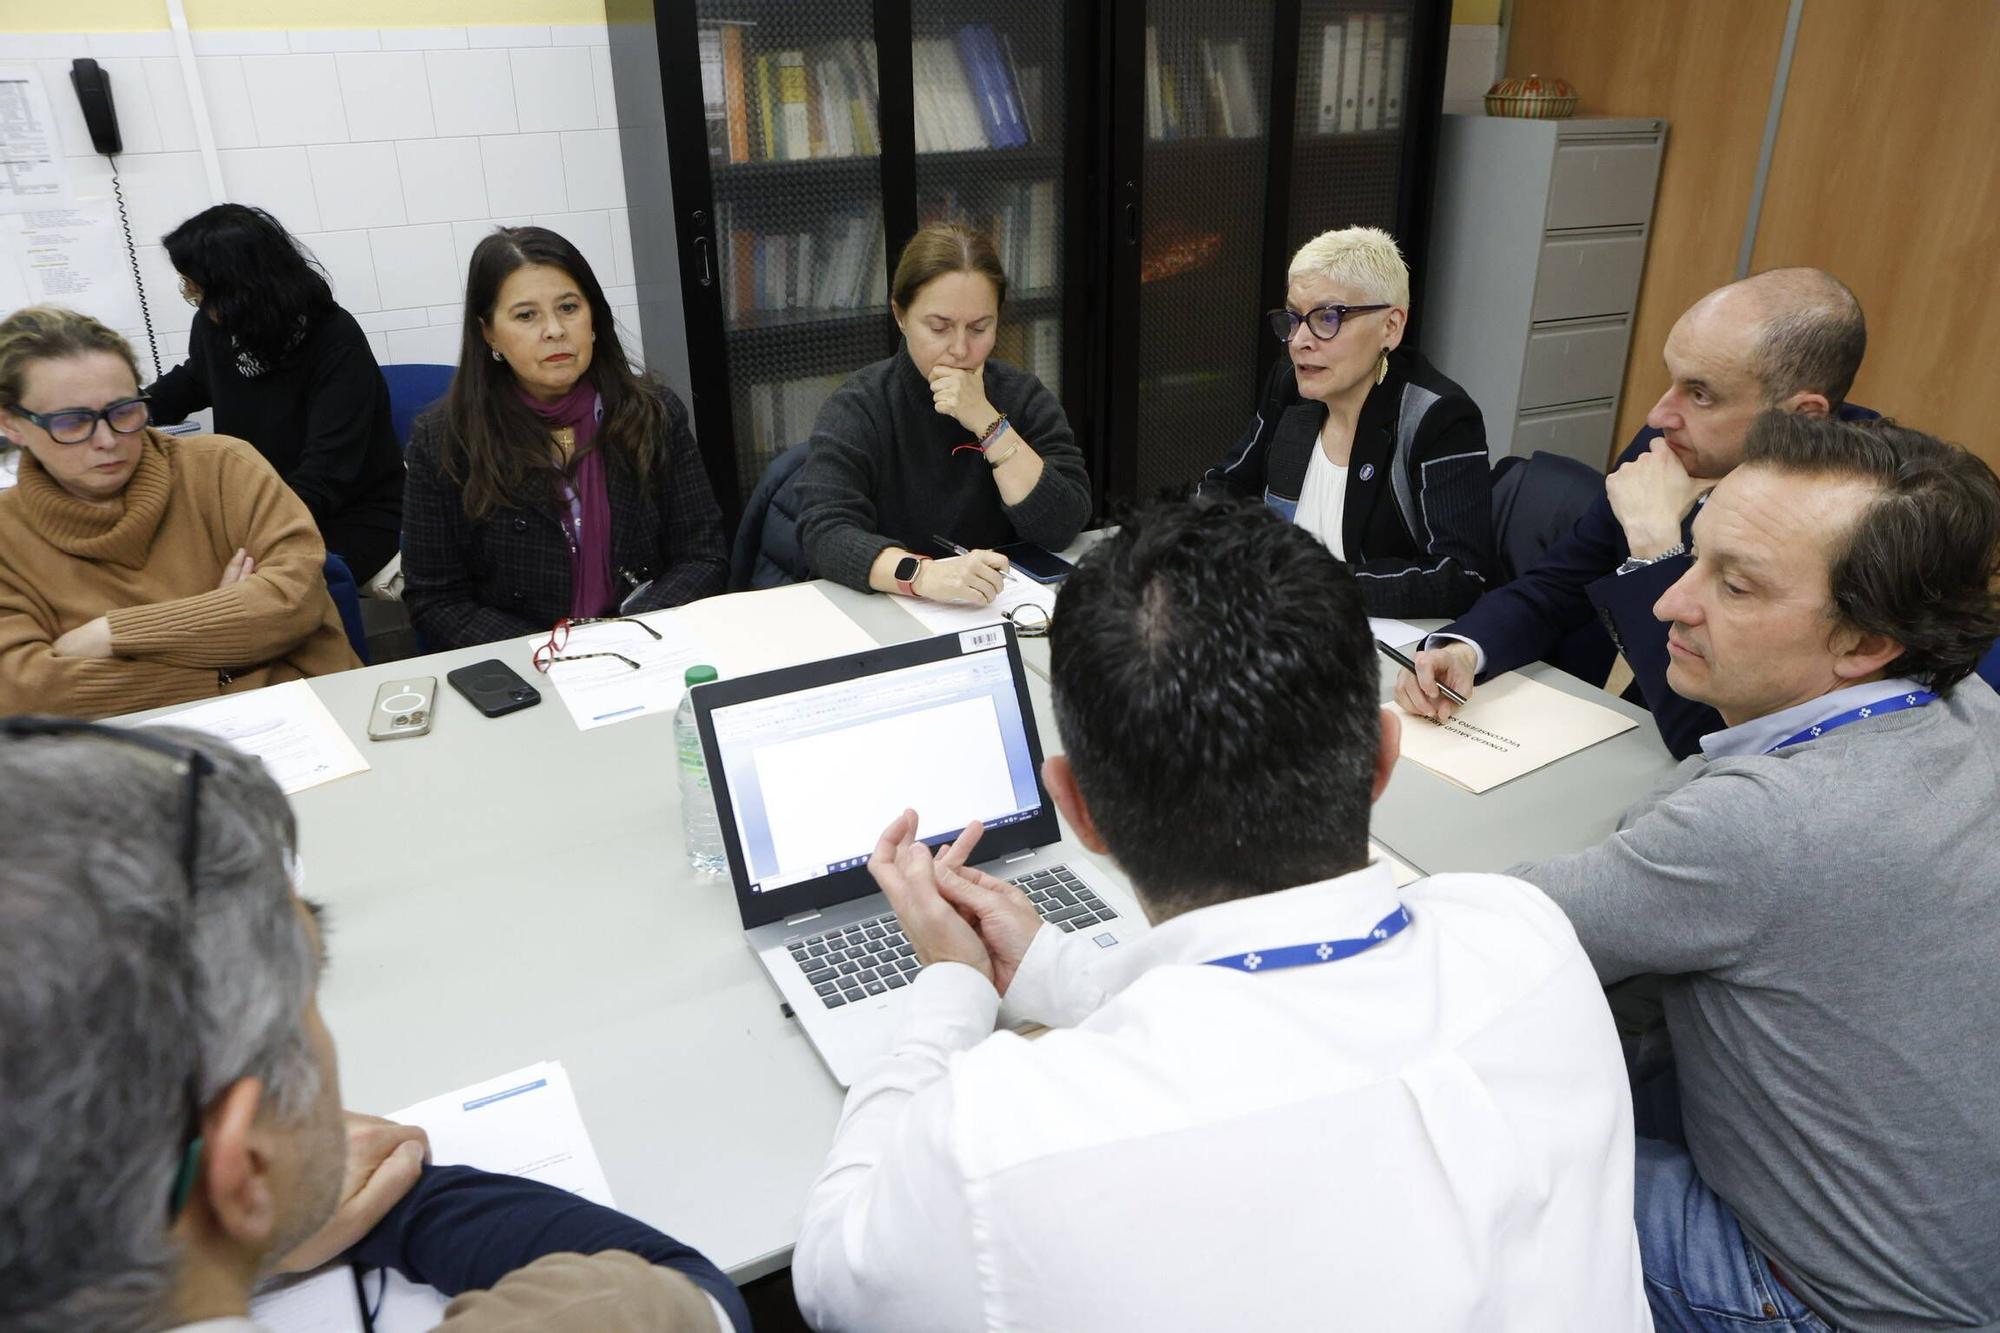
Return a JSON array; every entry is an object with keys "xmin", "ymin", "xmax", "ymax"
[
  {"xmin": 0, "ymin": 717, "xmax": 214, "ymax": 1219},
  {"xmin": 8, "ymin": 395, "xmax": 152, "ymax": 445},
  {"xmin": 1003, "ymin": 603, "xmax": 1050, "ymax": 638},
  {"xmin": 1265, "ymin": 303, "xmax": 1391, "ymax": 344},
  {"xmin": 532, "ymin": 615, "xmax": 663, "ymax": 672}
]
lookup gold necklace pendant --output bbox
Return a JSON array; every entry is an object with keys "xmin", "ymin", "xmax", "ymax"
[{"xmin": 551, "ymin": 425, "xmax": 577, "ymax": 460}]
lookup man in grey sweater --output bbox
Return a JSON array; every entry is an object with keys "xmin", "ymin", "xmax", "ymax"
[{"xmin": 1516, "ymin": 412, "xmax": 2000, "ymax": 1333}]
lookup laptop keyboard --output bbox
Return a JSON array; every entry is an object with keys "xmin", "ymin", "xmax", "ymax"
[{"xmin": 787, "ymin": 863, "xmax": 1119, "ymax": 1009}]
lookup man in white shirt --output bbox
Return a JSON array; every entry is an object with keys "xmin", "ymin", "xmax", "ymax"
[{"xmin": 793, "ymin": 499, "xmax": 1650, "ymax": 1332}]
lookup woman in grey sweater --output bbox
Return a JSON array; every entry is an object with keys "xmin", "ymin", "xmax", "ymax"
[{"xmin": 793, "ymin": 222, "xmax": 1091, "ymax": 604}]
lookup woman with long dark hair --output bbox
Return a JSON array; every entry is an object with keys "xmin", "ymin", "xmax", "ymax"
[
  {"xmin": 400, "ymin": 226, "xmax": 727, "ymax": 650},
  {"xmin": 147, "ymin": 204, "xmax": 404, "ymax": 582}
]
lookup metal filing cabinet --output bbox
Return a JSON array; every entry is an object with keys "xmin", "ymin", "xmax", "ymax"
[{"xmin": 1419, "ymin": 114, "xmax": 1666, "ymax": 470}]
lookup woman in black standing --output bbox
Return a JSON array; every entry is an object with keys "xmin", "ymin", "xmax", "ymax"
[{"xmin": 148, "ymin": 204, "xmax": 404, "ymax": 582}]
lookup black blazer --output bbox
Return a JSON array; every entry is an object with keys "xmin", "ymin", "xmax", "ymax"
[
  {"xmin": 1198, "ymin": 348, "xmax": 1495, "ymax": 618},
  {"xmin": 401, "ymin": 389, "xmax": 728, "ymax": 650}
]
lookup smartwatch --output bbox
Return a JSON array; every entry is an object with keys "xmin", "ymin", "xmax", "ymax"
[{"xmin": 893, "ymin": 554, "xmax": 930, "ymax": 598}]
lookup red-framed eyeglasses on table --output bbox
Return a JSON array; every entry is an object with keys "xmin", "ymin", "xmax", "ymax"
[{"xmin": 532, "ymin": 616, "xmax": 663, "ymax": 672}]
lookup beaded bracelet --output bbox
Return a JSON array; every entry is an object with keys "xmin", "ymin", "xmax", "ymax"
[{"xmin": 976, "ymin": 413, "xmax": 1010, "ymax": 449}]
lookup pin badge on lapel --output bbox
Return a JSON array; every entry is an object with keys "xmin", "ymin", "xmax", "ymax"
[{"xmin": 1358, "ymin": 463, "xmax": 1376, "ymax": 481}]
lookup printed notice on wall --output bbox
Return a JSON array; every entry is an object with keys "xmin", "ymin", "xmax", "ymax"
[
  {"xmin": 0, "ymin": 200, "xmax": 141, "ymax": 330},
  {"xmin": 1392, "ymin": 670, "xmax": 1638, "ymax": 793},
  {"xmin": 0, "ymin": 68, "xmax": 70, "ymax": 213}
]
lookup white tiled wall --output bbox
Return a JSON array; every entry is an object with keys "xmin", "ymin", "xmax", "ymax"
[{"xmin": 0, "ymin": 24, "xmax": 642, "ymax": 373}]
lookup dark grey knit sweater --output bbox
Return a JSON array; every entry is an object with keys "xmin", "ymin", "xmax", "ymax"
[{"xmin": 793, "ymin": 350, "xmax": 1092, "ymax": 590}]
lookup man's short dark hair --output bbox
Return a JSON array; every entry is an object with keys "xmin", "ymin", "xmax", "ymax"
[
  {"xmin": 1747, "ymin": 268, "xmax": 1866, "ymax": 407},
  {"xmin": 1048, "ymin": 499, "xmax": 1379, "ymax": 914},
  {"xmin": 1742, "ymin": 412, "xmax": 2000, "ymax": 693}
]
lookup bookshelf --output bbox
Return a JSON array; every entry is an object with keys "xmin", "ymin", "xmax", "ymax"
[{"xmin": 633, "ymin": 0, "xmax": 1447, "ymax": 519}]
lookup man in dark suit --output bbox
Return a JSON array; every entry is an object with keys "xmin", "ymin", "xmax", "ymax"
[{"xmin": 1394, "ymin": 267, "xmax": 1870, "ymax": 758}]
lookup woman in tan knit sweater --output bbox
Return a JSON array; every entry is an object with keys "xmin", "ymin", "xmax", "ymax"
[{"xmin": 0, "ymin": 307, "xmax": 360, "ymax": 719}]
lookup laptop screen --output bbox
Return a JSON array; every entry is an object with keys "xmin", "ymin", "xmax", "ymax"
[{"xmin": 703, "ymin": 632, "xmax": 1046, "ymax": 903}]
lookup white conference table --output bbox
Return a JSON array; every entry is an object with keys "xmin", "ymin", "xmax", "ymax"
[{"xmin": 143, "ymin": 573, "xmax": 1679, "ymax": 1287}]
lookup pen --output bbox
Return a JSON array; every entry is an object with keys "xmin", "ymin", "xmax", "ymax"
[
  {"xmin": 932, "ymin": 534, "xmax": 1017, "ymax": 581},
  {"xmin": 1375, "ymin": 640, "xmax": 1470, "ymax": 708}
]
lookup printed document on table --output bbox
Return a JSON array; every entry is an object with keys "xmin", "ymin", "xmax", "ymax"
[
  {"xmin": 900, "ymin": 574, "xmax": 1057, "ymax": 636},
  {"xmin": 1368, "ymin": 616, "xmax": 1426, "ymax": 648},
  {"xmin": 142, "ymin": 679, "xmax": 368, "ymax": 795},
  {"xmin": 1391, "ymin": 670, "xmax": 1638, "ymax": 794},
  {"xmin": 543, "ymin": 613, "xmax": 712, "ymax": 730},
  {"xmin": 675, "ymin": 580, "xmax": 879, "ymax": 676},
  {"xmin": 253, "ymin": 1061, "xmax": 614, "ymax": 1332}
]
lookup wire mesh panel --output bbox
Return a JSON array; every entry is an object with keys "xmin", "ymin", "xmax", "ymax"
[
  {"xmin": 1133, "ymin": 0, "xmax": 1278, "ymax": 497},
  {"xmin": 697, "ymin": 0, "xmax": 893, "ymax": 499},
  {"xmin": 1286, "ymin": 1, "xmax": 1418, "ymax": 256},
  {"xmin": 908, "ymin": 0, "xmax": 1068, "ymax": 400}
]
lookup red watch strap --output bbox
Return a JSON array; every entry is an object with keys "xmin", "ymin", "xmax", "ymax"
[{"xmin": 895, "ymin": 554, "xmax": 931, "ymax": 597}]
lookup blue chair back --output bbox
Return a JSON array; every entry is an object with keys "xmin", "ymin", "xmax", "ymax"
[
  {"xmin": 323, "ymin": 553, "xmax": 370, "ymax": 665},
  {"xmin": 1977, "ymin": 638, "xmax": 2000, "ymax": 693},
  {"xmin": 382, "ymin": 363, "xmax": 456, "ymax": 450}
]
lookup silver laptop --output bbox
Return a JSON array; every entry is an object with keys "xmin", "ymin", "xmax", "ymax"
[{"xmin": 692, "ymin": 623, "xmax": 1145, "ymax": 1085}]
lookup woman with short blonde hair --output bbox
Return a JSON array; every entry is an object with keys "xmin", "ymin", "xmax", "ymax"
[
  {"xmin": 1200, "ymin": 225, "xmax": 1494, "ymax": 617},
  {"xmin": 0, "ymin": 306, "xmax": 359, "ymax": 718}
]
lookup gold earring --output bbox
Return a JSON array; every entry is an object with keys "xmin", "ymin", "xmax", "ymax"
[{"xmin": 1375, "ymin": 350, "xmax": 1389, "ymax": 385}]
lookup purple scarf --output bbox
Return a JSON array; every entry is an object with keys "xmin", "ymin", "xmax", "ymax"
[{"xmin": 518, "ymin": 381, "xmax": 616, "ymax": 619}]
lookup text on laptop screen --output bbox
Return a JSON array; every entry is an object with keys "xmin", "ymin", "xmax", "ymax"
[{"xmin": 707, "ymin": 646, "xmax": 1041, "ymax": 893}]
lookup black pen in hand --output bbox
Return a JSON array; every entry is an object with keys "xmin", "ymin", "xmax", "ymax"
[{"xmin": 1375, "ymin": 640, "xmax": 1470, "ymax": 708}]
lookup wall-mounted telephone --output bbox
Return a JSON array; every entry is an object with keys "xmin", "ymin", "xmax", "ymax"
[
  {"xmin": 69, "ymin": 59, "xmax": 122, "ymax": 156},
  {"xmin": 67, "ymin": 57, "xmax": 160, "ymax": 378}
]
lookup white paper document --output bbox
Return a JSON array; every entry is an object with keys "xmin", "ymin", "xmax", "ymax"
[
  {"xmin": 899, "ymin": 574, "xmax": 1057, "ymax": 637},
  {"xmin": 144, "ymin": 679, "xmax": 369, "ymax": 795},
  {"xmin": 1368, "ymin": 616, "xmax": 1426, "ymax": 648},
  {"xmin": 252, "ymin": 1061, "xmax": 614, "ymax": 1333},
  {"xmin": 1392, "ymin": 670, "xmax": 1639, "ymax": 794},
  {"xmin": 674, "ymin": 581, "xmax": 878, "ymax": 677},
  {"xmin": 2, "ymin": 201, "xmax": 142, "ymax": 329},
  {"xmin": 0, "ymin": 69, "xmax": 69, "ymax": 212},
  {"xmin": 542, "ymin": 612, "xmax": 713, "ymax": 731},
  {"xmin": 1369, "ymin": 839, "xmax": 1421, "ymax": 886}
]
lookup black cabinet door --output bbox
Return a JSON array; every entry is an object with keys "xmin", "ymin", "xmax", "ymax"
[{"xmin": 665, "ymin": 0, "xmax": 894, "ymax": 513}]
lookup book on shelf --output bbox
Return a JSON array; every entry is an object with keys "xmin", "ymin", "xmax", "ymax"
[
  {"xmin": 776, "ymin": 50, "xmax": 811, "ymax": 161},
  {"xmin": 913, "ymin": 25, "xmax": 1039, "ymax": 153},
  {"xmin": 699, "ymin": 29, "xmax": 728, "ymax": 159},
  {"xmin": 1310, "ymin": 12, "xmax": 1410, "ymax": 139},
  {"xmin": 746, "ymin": 373, "xmax": 848, "ymax": 461},
  {"xmin": 919, "ymin": 177, "xmax": 1058, "ymax": 296},
  {"xmin": 1383, "ymin": 24, "xmax": 1409, "ymax": 130},
  {"xmin": 1143, "ymin": 31, "xmax": 1218, "ymax": 140},
  {"xmin": 717, "ymin": 204, "xmax": 887, "ymax": 322},
  {"xmin": 1316, "ymin": 22, "xmax": 1343, "ymax": 134},
  {"xmin": 721, "ymin": 25, "xmax": 751, "ymax": 162},
  {"xmin": 1338, "ymin": 15, "xmax": 1365, "ymax": 133},
  {"xmin": 993, "ymin": 316, "xmax": 1062, "ymax": 397},
  {"xmin": 1358, "ymin": 15, "xmax": 1387, "ymax": 132},
  {"xmin": 715, "ymin": 34, "xmax": 878, "ymax": 164},
  {"xmin": 1185, "ymin": 38, "xmax": 1259, "ymax": 140}
]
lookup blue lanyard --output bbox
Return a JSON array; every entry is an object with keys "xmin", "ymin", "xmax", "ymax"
[
  {"xmin": 1767, "ymin": 688, "xmax": 1937, "ymax": 754},
  {"xmin": 1203, "ymin": 905, "xmax": 1412, "ymax": 973}
]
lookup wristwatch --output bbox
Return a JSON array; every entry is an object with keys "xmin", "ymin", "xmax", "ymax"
[
  {"xmin": 1615, "ymin": 541, "xmax": 1688, "ymax": 576},
  {"xmin": 893, "ymin": 554, "xmax": 930, "ymax": 598}
]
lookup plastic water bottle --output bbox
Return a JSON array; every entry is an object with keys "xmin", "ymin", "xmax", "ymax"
[{"xmin": 674, "ymin": 664, "xmax": 726, "ymax": 874}]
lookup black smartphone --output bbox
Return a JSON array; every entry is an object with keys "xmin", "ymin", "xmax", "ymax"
[
  {"xmin": 994, "ymin": 540, "xmax": 1076, "ymax": 584},
  {"xmin": 445, "ymin": 660, "xmax": 542, "ymax": 718}
]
